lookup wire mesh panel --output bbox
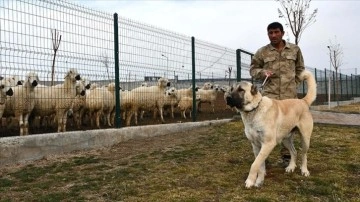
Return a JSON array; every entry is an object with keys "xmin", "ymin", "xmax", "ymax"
[
  {"xmin": 0, "ymin": 0, "xmax": 116, "ymax": 136},
  {"xmin": 0, "ymin": 0, "xmax": 359, "ymax": 137}
]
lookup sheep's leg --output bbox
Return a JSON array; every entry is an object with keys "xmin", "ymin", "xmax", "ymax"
[
  {"xmin": 134, "ymin": 110, "xmax": 138, "ymax": 125},
  {"xmin": 57, "ymin": 112, "xmax": 64, "ymax": 132},
  {"xmin": 171, "ymin": 105, "xmax": 174, "ymax": 119},
  {"xmin": 24, "ymin": 113, "xmax": 30, "ymax": 135},
  {"xmin": 18, "ymin": 114, "xmax": 24, "ymax": 136},
  {"xmin": 96, "ymin": 111, "xmax": 101, "ymax": 129},
  {"xmin": 106, "ymin": 112, "xmax": 112, "ymax": 127},
  {"xmin": 157, "ymin": 107, "xmax": 165, "ymax": 123},
  {"xmin": 140, "ymin": 110, "xmax": 145, "ymax": 120},
  {"xmin": 62, "ymin": 113, "xmax": 67, "ymax": 132},
  {"xmin": 182, "ymin": 110, "xmax": 186, "ymax": 119},
  {"xmin": 126, "ymin": 110, "xmax": 133, "ymax": 126}
]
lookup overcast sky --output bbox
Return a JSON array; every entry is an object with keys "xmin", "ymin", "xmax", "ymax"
[{"xmin": 73, "ymin": 0, "xmax": 360, "ymax": 75}]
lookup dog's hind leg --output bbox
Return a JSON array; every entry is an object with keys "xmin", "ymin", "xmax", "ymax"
[
  {"xmin": 282, "ymin": 133, "xmax": 298, "ymax": 173},
  {"xmin": 298, "ymin": 121, "xmax": 313, "ymax": 177}
]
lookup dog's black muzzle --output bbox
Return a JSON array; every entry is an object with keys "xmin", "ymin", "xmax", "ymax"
[{"xmin": 226, "ymin": 96, "xmax": 237, "ymax": 108}]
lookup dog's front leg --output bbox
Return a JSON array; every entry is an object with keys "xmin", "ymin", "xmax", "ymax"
[{"xmin": 245, "ymin": 141, "xmax": 277, "ymax": 188}]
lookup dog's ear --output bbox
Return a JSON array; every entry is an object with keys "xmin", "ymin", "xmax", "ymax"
[{"xmin": 250, "ymin": 84, "xmax": 258, "ymax": 95}]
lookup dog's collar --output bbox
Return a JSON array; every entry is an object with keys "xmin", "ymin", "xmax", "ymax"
[{"xmin": 243, "ymin": 98, "xmax": 262, "ymax": 113}]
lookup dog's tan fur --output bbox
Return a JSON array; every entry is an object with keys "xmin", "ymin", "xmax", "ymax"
[{"xmin": 226, "ymin": 70, "xmax": 317, "ymax": 188}]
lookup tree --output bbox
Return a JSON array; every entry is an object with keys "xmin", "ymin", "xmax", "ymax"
[
  {"xmin": 51, "ymin": 29, "xmax": 62, "ymax": 86},
  {"xmin": 100, "ymin": 52, "xmax": 111, "ymax": 80},
  {"xmin": 328, "ymin": 37, "xmax": 344, "ymax": 102},
  {"xmin": 276, "ymin": 0, "xmax": 318, "ymax": 45}
]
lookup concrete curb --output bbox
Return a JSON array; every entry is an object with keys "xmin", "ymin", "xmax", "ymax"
[{"xmin": 0, "ymin": 119, "xmax": 232, "ymax": 167}]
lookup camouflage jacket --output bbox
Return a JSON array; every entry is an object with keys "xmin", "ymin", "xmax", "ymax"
[{"xmin": 250, "ymin": 41, "xmax": 305, "ymax": 100}]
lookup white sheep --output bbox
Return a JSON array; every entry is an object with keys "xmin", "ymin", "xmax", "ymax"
[
  {"xmin": 122, "ymin": 77, "xmax": 170, "ymax": 126},
  {"xmin": 158, "ymin": 87, "xmax": 180, "ymax": 119},
  {"xmin": 32, "ymin": 68, "xmax": 81, "ymax": 132},
  {"xmin": 197, "ymin": 84, "xmax": 222, "ymax": 113},
  {"xmin": 3, "ymin": 72, "xmax": 39, "ymax": 135},
  {"xmin": 178, "ymin": 94, "xmax": 201, "ymax": 119},
  {"xmin": 201, "ymin": 82, "xmax": 213, "ymax": 90},
  {"xmin": 4, "ymin": 75, "xmax": 22, "ymax": 86},
  {"xmin": 176, "ymin": 85, "xmax": 199, "ymax": 100},
  {"xmin": 85, "ymin": 82, "xmax": 116, "ymax": 128},
  {"xmin": 68, "ymin": 78, "xmax": 91, "ymax": 129},
  {"xmin": 0, "ymin": 78, "xmax": 14, "ymax": 119}
]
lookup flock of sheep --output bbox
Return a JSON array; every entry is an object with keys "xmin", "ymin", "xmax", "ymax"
[{"xmin": 0, "ymin": 68, "xmax": 233, "ymax": 136}]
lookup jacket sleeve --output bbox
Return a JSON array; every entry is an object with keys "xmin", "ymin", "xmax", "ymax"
[
  {"xmin": 295, "ymin": 48, "xmax": 305, "ymax": 85},
  {"xmin": 249, "ymin": 49, "xmax": 265, "ymax": 80}
]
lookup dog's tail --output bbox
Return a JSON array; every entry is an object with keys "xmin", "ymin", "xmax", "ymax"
[{"xmin": 299, "ymin": 70, "xmax": 317, "ymax": 106}]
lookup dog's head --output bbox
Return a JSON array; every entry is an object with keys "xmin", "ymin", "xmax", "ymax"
[{"xmin": 225, "ymin": 81, "xmax": 262, "ymax": 112}]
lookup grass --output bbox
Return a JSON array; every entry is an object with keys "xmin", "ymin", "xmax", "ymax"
[
  {"xmin": 0, "ymin": 120, "xmax": 359, "ymax": 202},
  {"xmin": 322, "ymin": 102, "xmax": 360, "ymax": 114}
]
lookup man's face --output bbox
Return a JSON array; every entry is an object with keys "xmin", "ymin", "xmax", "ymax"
[{"xmin": 267, "ymin": 28, "xmax": 284, "ymax": 45}]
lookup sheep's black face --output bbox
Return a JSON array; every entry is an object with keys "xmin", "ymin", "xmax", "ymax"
[
  {"xmin": 32, "ymin": 80, "xmax": 38, "ymax": 87},
  {"xmin": 166, "ymin": 82, "xmax": 170, "ymax": 87},
  {"xmin": 6, "ymin": 88, "xmax": 13, "ymax": 96},
  {"xmin": 75, "ymin": 75, "xmax": 81, "ymax": 80},
  {"xmin": 85, "ymin": 83, "xmax": 91, "ymax": 89},
  {"xmin": 80, "ymin": 90, "xmax": 86, "ymax": 96},
  {"xmin": 17, "ymin": 80, "xmax": 23, "ymax": 85}
]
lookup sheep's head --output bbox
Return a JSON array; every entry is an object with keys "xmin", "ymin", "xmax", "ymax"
[
  {"xmin": 75, "ymin": 80, "xmax": 86, "ymax": 96},
  {"xmin": 158, "ymin": 78, "xmax": 170, "ymax": 88},
  {"xmin": 107, "ymin": 82, "xmax": 116, "ymax": 92},
  {"xmin": 25, "ymin": 72, "xmax": 39, "ymax": 87},
  {"xmin": 0, "ymin": 79, "xmax": 13, "ymax": 96},
  {"xmin": 202, "ymin": 82, "xmax": 213, "ymax": 90},
  {"xmin": 165, "ymin": 87, "xmax": 177, "ymax": 96},
  {"xmin": 141, "ymin": 82, "xmax": 149, "ymax": 87},
  {"xmin": 213, "ymin": 84, "xmax": 221, "ymax": 91},
  {"xmin": 65, "ymin": 68, "xmax": 81, "ymax": 82},
  {"xmin": 5, "ymin": 75, "xmax": 22, "ymax": 86}
]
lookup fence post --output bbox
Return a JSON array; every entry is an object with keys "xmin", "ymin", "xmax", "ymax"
[
  {"xmin": 325, "ymin": 69, "xmax": 328, "ymax": 103},
  {"xmin": 113, "ymin": 13, "xmax": 121, "ymax": 128},
  {"xmin": 350, "ymin": 74, "xmax": 354, "ymax": 98},
  {"xmin": 191, "ymin": 36, "xmax": 197, "ymax": 122},
  {"xmin": 339, "ymin": 73, "xmax": 342, "ymax": 101},
  {"xmin": 346, "ymin": 75, "xmax": 349, "ymax": 100},
  {"xmin": 236, "ymin": 49, "xmax": 241, "ymax": 82},
  {"xmin": 333, "ymin": 71, "xmax": 336, "ymax": 101}
]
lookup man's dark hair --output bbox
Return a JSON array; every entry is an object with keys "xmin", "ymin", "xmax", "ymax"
[{"xmin": 267, "ymin": 22, "xmax": 284, "ymax": 32}]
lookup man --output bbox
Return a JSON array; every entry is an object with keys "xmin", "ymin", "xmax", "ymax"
[{"xmin": 250, "ymin": 22, "xmax": 305, "ymax": 165}]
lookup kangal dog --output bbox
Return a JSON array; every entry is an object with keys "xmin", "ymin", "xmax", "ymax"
[{"xmin": 226, "ymin": 70, "xmax": 317, "ymax": 188}]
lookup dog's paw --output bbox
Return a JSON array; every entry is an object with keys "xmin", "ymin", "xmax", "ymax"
[
  {"xmin": 285, "ymin": 165, "xmax": 296, "ymax": 173},
  {"xmin": 301, "ymin": 168, "xmax": 310, "ymax": 177},
  {"xmin": 245, "ymin": 179, "xmax": 255, "ymax": 188},
  {"xmin": 255, "ymin": 180, "xmax": 264, "ymax": 187}
]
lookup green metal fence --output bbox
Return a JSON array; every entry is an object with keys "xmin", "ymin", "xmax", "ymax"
[{"xmin": 0, "ymin": 0, "xmax": 359, "ymax": 136}]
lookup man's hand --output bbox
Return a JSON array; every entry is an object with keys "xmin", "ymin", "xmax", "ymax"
[{"xmin": 264, "ymin": 70, "xmax": 273, "ymax": 77}]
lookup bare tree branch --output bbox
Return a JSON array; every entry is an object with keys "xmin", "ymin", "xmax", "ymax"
[
  {"xmin": 51, "ymin": 29, "xmax": 62, "ymax": 86},
  {"xmin": 276, "ymin": 0, "xmax": 318, "ymax": 45}
]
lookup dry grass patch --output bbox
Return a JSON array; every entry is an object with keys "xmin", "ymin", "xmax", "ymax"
[
  {"xmin": 0, "ymin": 122, "xmax": 359, "ymax": 201},
  {"xmin": 324, "ymin": 102, "xmax": 360, "ymax": 114}
]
